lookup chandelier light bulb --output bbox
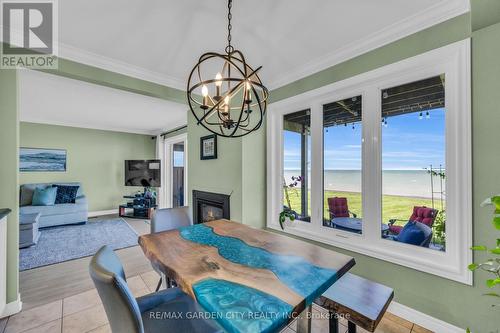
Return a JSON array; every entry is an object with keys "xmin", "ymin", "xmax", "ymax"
[
  {"xmin": 215, "ymin": 73, "xmax": 223, "ymax": 87},
  {"xmin": 201, "ymin": 85, "xmax": 209, "ymax": 97}
]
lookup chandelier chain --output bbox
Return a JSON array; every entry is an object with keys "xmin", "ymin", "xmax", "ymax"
[{"xmin": 226, "ymin": 0, "xmax": 233, "ymax": 53}]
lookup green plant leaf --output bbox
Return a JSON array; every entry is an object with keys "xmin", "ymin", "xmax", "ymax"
[
  {"xmin": 470, "ymin": 245, "xmax": 487, "ymax": 251},
  {"xmin": 490, "ymin": 248, "xmax": 500, "ymax": 255},
  {"xmin": 483, "ymin": 292, "xmax": 500, "ymax": 298},
  {"xmin": 493, "ymin": 216, "xmax": 500, "ymax": 230},
  {"xmin": 492, "ymin": 196, "xmax": 500, "ymax": 210},
  {"xmin": 486, "ymin": 278, "xmax": 500, "ymax": 288},
  {"xmin": 497, "ymin": 239, "xmax": 500, "ymax": 247},
  {"xmin": 289, "ymin": 215, "xmax": 295, "ymax": 221},
  {"xmin": 468, "ymin": 263, "xmax": 479, "ymax": 271}
]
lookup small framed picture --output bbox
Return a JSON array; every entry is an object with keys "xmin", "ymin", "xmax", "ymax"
[{"xmin": 200, "ymin": 134, "xmax": 217, "ymax": 160}]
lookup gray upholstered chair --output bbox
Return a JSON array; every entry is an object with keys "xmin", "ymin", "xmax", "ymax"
[
  {"xmin": 150, "ymin": 207, "xmax": 191, "ymax": 291},
  {"xmin": 89, "ymin": 245, "xmax": 222, "ymax": 333}
]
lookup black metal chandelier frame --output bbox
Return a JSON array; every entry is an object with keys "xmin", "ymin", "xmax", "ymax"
[{"xmin": 186, "ymin": 0, "xmax": 269, "ymax": 138}]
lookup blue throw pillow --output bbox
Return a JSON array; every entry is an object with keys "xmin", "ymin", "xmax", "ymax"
[
  {"xmin": 32, "ymin": 187, "xmax": 57, "ymax": 206},
  {"xmin": 396, "ymin": 221, "xmax": 425, "ymax": 246},
  {"xmin": 52, "ymin": 185, "xmax": 79, "ymax": 204}
]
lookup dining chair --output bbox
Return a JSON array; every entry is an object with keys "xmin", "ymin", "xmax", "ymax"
[
  {"xmin": 89, "ymin": 245, "xmax": 222, "ymax": 333},
  {"xmin": 150, "ymin": 207, "xmax": 191, "ymax": 290}
]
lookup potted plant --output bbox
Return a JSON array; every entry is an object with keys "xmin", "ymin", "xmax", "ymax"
[
  {"xmin": 279, "ymin": 209, "xmax": 296, "ymax": 230},
  {"xmin": 281, "ymin": 175, "xmax": 302, "ymax": 229},
  {"xmin": 467, "ymin": 195, "xmax": 500, "ymax": 332}
]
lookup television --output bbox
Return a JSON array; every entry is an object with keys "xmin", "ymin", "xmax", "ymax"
[{"xmin": 125, "ymin": 160, "xmax": 161, "ymax": 187}]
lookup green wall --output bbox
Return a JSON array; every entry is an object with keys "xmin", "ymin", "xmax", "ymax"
[
  {"xmin": 0, "ymin": 53, "xmax": 182, "ymax": 309},
  {"xmin": 187, "ymin": 112, "xmax": 243, "ymax": 222},
  {"xmin": 0, "ymin": 69, "xmax": 19, "ymax": 304},
  {"xmin": 186, "ymin": 6, "xmax": 500, "ymax": 332},
  {"xmin": 19, "ymin": 122, "xmax": 156, "ymax": 211}
]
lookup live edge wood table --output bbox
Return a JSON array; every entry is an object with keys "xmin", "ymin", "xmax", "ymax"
[{"xmin": 138, "ymin": 219, "xmax": 355, "ymax": 333}]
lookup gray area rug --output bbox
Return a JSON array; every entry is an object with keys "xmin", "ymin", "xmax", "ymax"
[{"xmin": 20, "ymin": 218, "xmax": 138, "ymax": 271}]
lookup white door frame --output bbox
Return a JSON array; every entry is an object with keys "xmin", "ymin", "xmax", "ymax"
[{"xmin": 163, "ymin": 133, "xmax": 188, "ymax": 208}]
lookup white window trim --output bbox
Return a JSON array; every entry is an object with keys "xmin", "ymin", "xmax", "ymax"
[
  {"xmin": 164, "ymin": 132, "xmax": 188, "ymax": 208},
  {"xmin": 267, "ymin": 39, "xmax": 472, "ymax": 285}
]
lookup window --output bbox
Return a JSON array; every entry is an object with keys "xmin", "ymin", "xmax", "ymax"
[
  {"xmin": 381, "ymin": 76, "xmax": 446, "ymax": 251},
  {"xmin": 283, "ymin": 110, "xmax": 311, "ymax": 222},
  {"xmin": 323, "ymin": 96, "xmax": 363, "ymax": 234},
  {"xmin": 267, "ymin": 40, "xmax": 471, "ymax": 284}
]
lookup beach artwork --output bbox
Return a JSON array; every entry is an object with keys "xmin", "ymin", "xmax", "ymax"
[{"xmin": 20, "ymin": 148, "xmax": 67, "ymax": 172}]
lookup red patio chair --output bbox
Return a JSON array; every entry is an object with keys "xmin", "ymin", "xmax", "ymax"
[
  {"xmin": 388, "ymin": 206, "xmax": 438, "ymax": 235},
  {"xmin": 327, "ymin": 197, "xmax": 357, "ymax": 219}
]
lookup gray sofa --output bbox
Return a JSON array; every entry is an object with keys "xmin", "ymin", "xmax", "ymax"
[{"xmin": 20, "ymin": 182, "xmax": 88, "ymax": 228}]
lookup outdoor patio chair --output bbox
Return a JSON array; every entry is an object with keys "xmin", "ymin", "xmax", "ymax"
[
  {"xmin": 327, "ymin": 197, "xmax": 357, "ymax": 219},
  {"xmin": 388, "ymin": 206, "xmax": 437, "ymax": 235},
  {"xmin": 387, "ymin": 221, "xmax": 433, "ymax": 248}
]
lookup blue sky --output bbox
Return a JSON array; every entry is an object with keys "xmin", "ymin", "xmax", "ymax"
[{"xmin": 284, "ymin": 108, "xmax": 445, "ymax": 170}]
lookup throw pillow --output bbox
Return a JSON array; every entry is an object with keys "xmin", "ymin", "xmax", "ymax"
[
  {"xmin": 396, "ymin": 221, "xmax": 425, "ymax": 246},
  {"xmin": 32, "ymin": 187, "xmax": 58, "ymax": 206},
  {"xmin": 52, "ymin": 185, "xmax": 80, "ymax": 204}
]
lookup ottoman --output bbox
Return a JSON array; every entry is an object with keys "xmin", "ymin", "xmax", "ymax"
[{"xmin": 19, "ymin": 213, "xmax": 41, "ymax": 248}]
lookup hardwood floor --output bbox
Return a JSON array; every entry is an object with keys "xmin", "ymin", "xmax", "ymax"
[
  {"xmin": 3, "ymin": 215, "xmax": 434, "ymax": 333},
  {"xmin": 19, "ymin": 216, "xmax": 151, "ymax": 310}
]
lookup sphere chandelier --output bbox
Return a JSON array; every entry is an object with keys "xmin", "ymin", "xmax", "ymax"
[{"xmin": 187, "ymin": 0, "xmax": 269, "ymax": 138}]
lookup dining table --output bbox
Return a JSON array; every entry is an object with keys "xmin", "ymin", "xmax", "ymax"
[{"xmin": 138, "ymin": 219, "xmax": 355, "ymax": 333}]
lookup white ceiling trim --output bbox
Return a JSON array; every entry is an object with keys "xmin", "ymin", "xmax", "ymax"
[
  {"xmin": 266, "ymin": 0, "xmax": 470, "ymax": 89},
  {"xmin": 19, "ymin": 118, "xmax": 163, "ymax": 136},
  {"xmin": 58, "ymin": 42, "xmax": 186, "ymax": 90},
  {"xmin": 5, "ymin": 0, "xmax": 470, "ymax": 93}
]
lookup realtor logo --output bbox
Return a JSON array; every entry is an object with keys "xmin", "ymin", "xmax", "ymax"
[{"xmin": 1, "ymin": 0, "xmax": 58, "ymax": 69}]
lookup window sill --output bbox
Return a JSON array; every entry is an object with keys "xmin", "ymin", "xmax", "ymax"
[{"xmin": 267, "ymin": 221, "xmax": 472, "ymax": 285}]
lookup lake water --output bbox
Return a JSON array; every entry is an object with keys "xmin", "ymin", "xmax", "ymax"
[{"xmin": 284, "ymin": 170, "xmax": 445, "ymax": 199}]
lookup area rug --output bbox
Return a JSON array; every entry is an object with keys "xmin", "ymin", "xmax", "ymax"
[{"xmin": 20, "ymin": 218, "xmax": 138, "ymax": 271}]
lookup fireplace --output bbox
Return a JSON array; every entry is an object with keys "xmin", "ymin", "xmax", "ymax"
[{"xmin": 192, "ymin": 190, "xmax": 230, "ymax": 224}]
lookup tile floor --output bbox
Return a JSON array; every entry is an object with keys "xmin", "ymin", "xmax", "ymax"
[
  {"xmin": 1, "ymin": 216, "xmax": 434, "ymax": 333},
  {"xmin": 1, "ymin": 268, "xmax": 433, "ymax": 333}
]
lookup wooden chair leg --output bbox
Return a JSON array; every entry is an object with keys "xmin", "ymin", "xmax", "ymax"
[
  {"xmin": 347, "ymin": 321, "xmax": 357, "ymax": 333},
  {"xmin": 329, "ymin": 311, "xmax": 339, "ymax": 333}
]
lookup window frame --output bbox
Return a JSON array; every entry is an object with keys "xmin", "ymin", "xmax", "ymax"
[{"xmin": 267, "ymin": 39, "xmax": 472, "ymax": 284}]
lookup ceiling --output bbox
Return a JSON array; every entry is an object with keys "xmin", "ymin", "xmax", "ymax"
[
  {"xmin": 19, "ymin": 70, "xmax": 187, "ymax": 135},
  {"xmin": 58, "ymin": 0, "xmax": 469, "ymax": 90}
]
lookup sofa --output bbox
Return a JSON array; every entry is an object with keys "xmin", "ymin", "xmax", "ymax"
[{"xmin": 20, "ymin": 182, "xmax": 88, "ymax": 228}]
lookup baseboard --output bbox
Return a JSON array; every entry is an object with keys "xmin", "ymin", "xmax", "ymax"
[
  {"xmin": 88, "ymin": 209, "xmax": 117, "ymax": 218},
  {"xmin": 388, "ymin": 301, "xmax": 465, "ymax": 333},
  {"xmin": 1, "ymin": 294, "xmax": 22, "ymax": 318}
]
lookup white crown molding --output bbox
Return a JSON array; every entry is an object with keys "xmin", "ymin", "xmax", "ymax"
[
  {"xmin": 18, "ymin": 117, "xmax": 179, "ymax": 136},
  {"xmin": 4, "ymin": 0, "xmax": 469, "ymax": 92},
  {"xmin": 267, "ymin": 0, "xmax": 470, "ymax": 90},
  {"xmin": 58, "ymin": 43, "xmax": 186, "ymax": 90},
  {"xmin": 389, "ymin": 301, "xmax": 465, "ymax": 333}
]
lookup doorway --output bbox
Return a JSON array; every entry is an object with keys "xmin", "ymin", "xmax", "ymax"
[{"xmin": 164, "ymin": 133, "xmax": 188, "ymax": 208}]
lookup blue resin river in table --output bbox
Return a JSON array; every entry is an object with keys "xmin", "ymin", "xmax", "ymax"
[
  {"xmin": 179, "ymin": 224, "xmax": 339, "ymax": 331},
  {"xmin": 193, "ymin": 278, "xmax": 293, "ymax": 333}
]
